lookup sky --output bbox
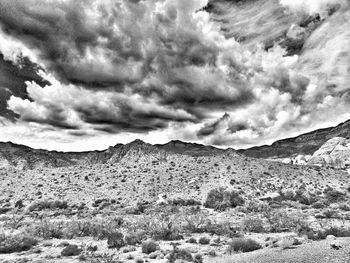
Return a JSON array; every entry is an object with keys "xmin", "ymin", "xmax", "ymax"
[{"xmin": 0, "ymin": 0, "xmax": 349, "ymax": 151}]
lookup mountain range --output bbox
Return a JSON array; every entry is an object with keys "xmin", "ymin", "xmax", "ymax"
[{"xmin": 1, "ymin": 119, "xmax": 350, "ymax": 170}]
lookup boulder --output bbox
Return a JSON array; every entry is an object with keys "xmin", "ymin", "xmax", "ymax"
[{"xmin": 313, "ymin": 137, "xmax": 346, "ymax": 156}]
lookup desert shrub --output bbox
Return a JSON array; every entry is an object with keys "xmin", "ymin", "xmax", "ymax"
[
  {"xmin": 242, "ymin": 217, "xmax": 265, "ymax": 233},
  {"xmin": 244, "ymin": 200, "xmax": 270, "ymax": 213},
  {"xmin": 298, "ymin": 227, "xmax": 327, "ymax": 241},
  {"xmin": 33, "ymin": 219, "xmax": 64, "ymax": 239},
  {"xmin": 0, "ymin": 233, "xmax": 38, "ymax": 253},
  {"xmin": 141, "ymin": 240, "xmax": 158, "ymax": 254},
  {"xmin": 126, "ymin": 201, "xmax": 150, "ymax": 215},
  {"xmin": 202, "ymin": 221, "xmax": 239, "ymax": 236},
  {"xmin": 339, "ymin": 203, "xmax": 350, "ymax": 211},
  {"xmin": 198, "ymin": 236, "xmax": 210, "ymax": 244},
  {"xmin": 124, "ymin": 231, "xmax": 146, "ymax": 245},
  {"xmin": 264, "ymin": 209, "xmax": 306, "ymax": 233},
  {"xmin": 324, "ymin": 227, "xmax": 350, "ymax": 237},
  {"xmin": 227, "ymin": 238, "xmax": 261, "ymax": 253},
  {"xmin": 27, "ymin": 199, "xmax": 68, "ymax": 212},
  {"xmin": 186, "ymin": 237, "xmax": 197, "ymax": 243},
  {"xmin": 168, "ymin": 246, "xmax": 193, "ymax": 263},
  {"xmin": 325, "ymin": 190, "xmax": 346, "ymax": 203},
  {"xmin": 63, "ymin": 217, "xmax": 124, "ymax": 239},
  {"xmin": 312, "ymin": 200, "xmax": 329, "ymax": 209},
  {"xmin": 183, "ymin": 213, "xmax": 207, "ymax": 233},
  {"xmin": 107, "ymin": 231, "xmax": 125, "ymax": 249},
  {"xmin": 169, "ymin": 198, "xmax": 201, "ymax": 206},
  {"xmin": 194, "ymin": 254, "xmax": 203, "ymax": 263},
  {"xmin": 204, "ymin": 188, "xmax": 244, "ymax": 211},
  {"xmin": 147, "ymin": 216, "xmax": 183, "ymax": 241},
  {"xmin": 322, "ymin": 209, "xmax": 339, "ymax": 219},
  {"xmin": 184, "ymin": 216, "xmax": 239, "ymax": 237},
  {"xmin": 61, "ymin": 244, "xmax": 82, "ymax": 256}
]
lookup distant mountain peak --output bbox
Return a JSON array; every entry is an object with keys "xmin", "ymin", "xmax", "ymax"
[{"xmin": 128, "ymin": 139, "xmax": 146, "ymax": 145}]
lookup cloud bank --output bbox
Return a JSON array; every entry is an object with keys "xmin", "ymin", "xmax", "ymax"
[{"xmin": 0, "ymin": 0, "xmax": 349, "ymax": 150}]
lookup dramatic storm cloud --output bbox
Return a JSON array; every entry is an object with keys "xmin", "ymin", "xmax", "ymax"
[{"xmin": 0, "ymin": 0, "xmax": 349, "ymax": 150}]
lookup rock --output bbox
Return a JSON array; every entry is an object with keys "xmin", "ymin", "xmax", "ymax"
[
  {"xmin": 313, "ymin": 137, "xmax": 346, "ymax": 156},
  {"xmin": 42, "ymin": 241, "xmax": 53, "ymax": 247},
  {"xmin": 58, "ymin": 241, "xmax": 70, "ymax": 247},
  {"xmin": 287, "ymin": 24, "xmax": 306, "ymax": 40},
  {"xmin": 308, "ymin": 137, "xmax": 350, "ymax": 168},
  {"xmin": 326, "ymin": 235, "xmax": 336, "ymax": 241},
  {"xmin": 149, "ymin": 251, "xmax": 163, "ymax": 259},
  {"xmin": 122, "ymin": 246, "xmax": 136, "ymax": 253},
  {"xmin": 282, "ymin": 158, "xmax": 292, "ymax": 164}
]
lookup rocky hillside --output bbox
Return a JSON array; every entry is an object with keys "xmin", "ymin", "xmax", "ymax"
[
  {"xmin": 0, "ymin": 139, "xmax": 228, "ymax": 170},
  {"xmin": 239, "ymin": 119, "xmax": 350, "ymax": 159}
]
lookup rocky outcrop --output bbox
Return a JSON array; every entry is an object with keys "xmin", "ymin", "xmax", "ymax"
[
  {"xmin": 308, "ymin": 137, "xmax": 350, "ymax": 169},
  {"xmin": 239, "ymin": 119, "xmax": 350, "ymax": 159}
]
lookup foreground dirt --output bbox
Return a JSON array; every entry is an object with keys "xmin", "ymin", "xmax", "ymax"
[{"xmin": 209, "ymin": 237, "xmax": 350, "ymax": 263}]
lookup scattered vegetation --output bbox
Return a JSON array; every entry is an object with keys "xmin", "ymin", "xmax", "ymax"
[
  {"xmin": 0, "ymin": 233, "xmax": 38, "ymax": 253},
  {"xmin": 204, "ymin": 188, "xmax": 244, "ymax": 211}
]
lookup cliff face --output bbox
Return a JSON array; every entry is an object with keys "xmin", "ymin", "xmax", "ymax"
[{"xmin": 239, "ymin": 119, "xmax": 350, "ymax": 159}]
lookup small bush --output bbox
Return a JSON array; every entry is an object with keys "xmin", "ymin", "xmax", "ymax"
[
  {"xmin": 264, "ymin": 209, "xmax": 306, "ymax": 232},
  {"xmin": 169, "ymin": 198, "xmax": 201, "ymax": 206},
  {"xmin": 242, "ymin": 217, "xmax": 265, "ymax": 233},
  {"xmin": 204, "ymin": 188, "xmax": 244, "ymax": 211},
  {"xmin": 124, "ymin": 231, "xmax": 146, "ymax": 245},
  {"xmin": 61, "ymin": 244, "xmax": 82, "ymax": 257},
  {"xmin": 28, "ymin": 199, "xmax": 68, "ymax": 212},
  {"xmin": 107, "ymin": 231, "xmax": 125, "ymax": 249},
  {"xmin": 168, "ymin": 247, "xmax": 193, "ymax": 263},
  {"xmin": 227, "ymin": 238, "xmax": 262, "ymax": 253},
  {"xmin": 322, "ymin": 209, "xmax": 338, "ymax": 219},
  {"xmin": 312, "ymin": 200, "xmax": 329, "ymax": 209},
  {"xmin": 198, "ymin": 236, "xmax": 210, "ymax": 245},
  {"xmin": 187, "ymin": 237, "xmax": 197, "ymax": 243},
  {"xmin": 0, "ymin": 233, "xmax": 38, "ymax": 253},
  {"xmin": 325, "ymin": 190, "xmax": 346, "ymax": 203},
  {"xmin": 141, "ymin": 240, "xmax": 158, "ymax": 254},
  {"xmin": 33, "ymin": 220, "xmax": 64, "ymax": 239},
  {"xmin": 194, "ymin": 254, "xmax": 203, "ymax": 263}
]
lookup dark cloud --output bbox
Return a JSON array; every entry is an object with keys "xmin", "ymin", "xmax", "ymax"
[
  {"xmin": 0, "ymin": 53, "xmax": 48, "ymax": 120},
  {"xmin": 197, "ymin": 112, "xmax": 230, "ymax": 137}
]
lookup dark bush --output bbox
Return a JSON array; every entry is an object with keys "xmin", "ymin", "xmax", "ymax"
[
  {"xmin": 325, "ymin": 190, "xmax": 346, "ymax": 203},
  {"xmin": 170, "ymin": 198, "xmax": 201, "ymax": 206},
  {"xmin": 141, "ymin": 240, "xmax": 158, "ymax": 254},
  {"xmin": 28, "ymin": 199, "xmax": 68, "ymax": 211},
  {"xmin": 227, "ymin": 238, "xmax": 261, "ymax": 253},
  {"xmin": 125, "ymin": 231, "xmax": 146, "ymax": 245},
  {"xmin": 198, "ymin": 237, "xmax": 210, "ymax": 245},
  {"xmin": 194, "ymin": 254, "xmax": 203, "ymax": 263},
  {"xmin": 168, "ymin": 247, "xmax": 193, "ymax": 263},
  {"xmin": 204, "ymin": 188, "xmax": 244, "ymax": 211},
  {"xmin": 187, "ymin": 237, "xmax": 197, "ymax": 243},
  {"xmin": 61, "ymin": 244, "xmax": 81, "ymax": 256},
  {"xmin": 107, "ymin": 231, "xmax": 125, "ymax": 249},
  {"xmin": 242, "ymin": 217, "xmax": 265, "ymax": 233},
  {"xmin": 0, "ymin": 234, "xmax": 38, "ymax": 253}
]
